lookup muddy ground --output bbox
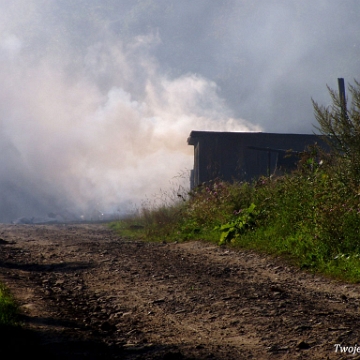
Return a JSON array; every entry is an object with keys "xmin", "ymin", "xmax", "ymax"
[{"xmin": 0, "ymin": 223, "xmax": 359, "ymax": 359}]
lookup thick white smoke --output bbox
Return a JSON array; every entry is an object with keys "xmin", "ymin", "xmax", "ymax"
[{"xmin": 0, "ymin": 25, "xmax": 259, "ymax": 222}]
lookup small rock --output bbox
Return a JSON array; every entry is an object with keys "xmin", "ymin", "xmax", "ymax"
[
  {"xmin": 270, "ymin": 285, "xmax": 285, "ymax": 293},
  {"xmin": 151, "ymin": 298, "xmax": 165, "ymax": 304},
  {"xmin": 295, "ymin": 325, "xmax": 312, "ymax": 332},
  {"xmin": 268, "ymin": 344, "xmax": 289, "ymax": 352},
  {"xmin": 297, "ymin": 340, "xmax": 311, "ymax": 349},
  {"xmin": 175, "ymin": 309, "xmax": 186, "ymax": 314},
  {"xmin": 100, "ymin": 321, "xmax": 116, "ymax": 332},
  {"xmin": 21, "ymin": 303, "xmax": 37, "ymax": 312}
]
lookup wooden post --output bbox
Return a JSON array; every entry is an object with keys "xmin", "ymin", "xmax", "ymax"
[{"xmin": 338, "ymin": 78, "xmax": 347, "ymax": 120}]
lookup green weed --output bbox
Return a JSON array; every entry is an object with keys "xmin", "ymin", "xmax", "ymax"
[
  {"xmin": 216, "ymin": 203, "xmax": 257, "ymax": 245},
  {"xmin": 0, "ymin": 283, "xmax": 18, "ymax": 327}
]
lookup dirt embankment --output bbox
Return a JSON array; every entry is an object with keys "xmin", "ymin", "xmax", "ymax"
[{"xmin": 0, "ymin": 224, "xmax": 359, "ymax": 359}]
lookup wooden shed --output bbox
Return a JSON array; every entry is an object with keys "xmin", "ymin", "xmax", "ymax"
[{"xmin": 187, "ymin": 131, "xmax": 325, "ymax": 189}]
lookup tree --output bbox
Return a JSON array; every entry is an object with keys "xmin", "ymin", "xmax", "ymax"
[{"xmin": 312, "ymin": 79, "xmax": 360, "ymax": 185}]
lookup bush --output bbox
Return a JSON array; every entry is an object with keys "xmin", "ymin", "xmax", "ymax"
[{"xmin": 313, "ymin": 79, "xmax": 360, "ymax": 186}]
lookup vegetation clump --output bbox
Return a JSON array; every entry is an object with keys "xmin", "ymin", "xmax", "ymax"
[
  {"xmin": 0, "ymin": 283, "xmax": 19, "ymax": 327},
  {"xmin": 112, "ymin": 79, "xmax": 360, "ymax": 282}
]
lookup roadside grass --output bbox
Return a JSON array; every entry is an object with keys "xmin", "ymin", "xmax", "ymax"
[
  {"xmin": 109, "ymin": 219, "xmax": 146, "ymax": 240},
  {"xmin": 0, "ymin": 282, "xmax": 49, "ymax": 358},
  {"xmin": 0, "ymin": 282, "xmax": 19, "ymax": 327},
  {"xmin": 111, "ymin": 148, "xmax": 360, "ymax": 283}
]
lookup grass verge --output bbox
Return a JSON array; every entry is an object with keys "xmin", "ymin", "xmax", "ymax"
[{"xmin": 0, "ymin": 282, "xmax": 19, "ymax": 327}]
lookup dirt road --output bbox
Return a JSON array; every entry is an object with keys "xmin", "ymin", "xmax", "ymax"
[{"xmin": 0, "ymin": 223, "xmax": 359, "ymax": 359}]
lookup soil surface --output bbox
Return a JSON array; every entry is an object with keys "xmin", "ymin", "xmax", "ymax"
[{"xmin": 0, "ymin": 223, "xmax": 359, "ymax": 359}]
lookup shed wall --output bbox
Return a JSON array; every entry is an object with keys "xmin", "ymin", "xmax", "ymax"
[{"xmin": 187, "ymin": 131, "xmax": 326, "ymax": 188}]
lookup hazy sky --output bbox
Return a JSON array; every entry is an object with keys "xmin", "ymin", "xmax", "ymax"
[{"xmin": 0, "ymin": 0, "xmax": 359, "ymax": 221}]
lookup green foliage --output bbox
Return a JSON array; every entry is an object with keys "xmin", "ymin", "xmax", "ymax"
[
  {"xmin": 0, "ymin": 283, "xmax": 18, "ymax": 326},
  {"xmin": 109, "ymin": 220, "xmax": 146, "ymax": 239},
  {"xmin": 216, "ymin": 203, "xmax": 257, "ymax": 245},
  {"xmin": 313, "ymin": 79, "xmax": 360, "ymax": 185}
]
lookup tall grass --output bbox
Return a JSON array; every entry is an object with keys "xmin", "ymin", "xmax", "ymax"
[{"xmin": 0, "ymin": 283, "xmax": 18, "ymax": 327}]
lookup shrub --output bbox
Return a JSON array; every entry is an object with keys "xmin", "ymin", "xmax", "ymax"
[{"xmin": 313, "ymin": 79, "xmax": 360, "ymax": 186}]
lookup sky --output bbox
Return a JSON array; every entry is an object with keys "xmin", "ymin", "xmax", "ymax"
[{"xmin": 0, "ymin": 0, "xmax": 359, "ymax": 222}]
